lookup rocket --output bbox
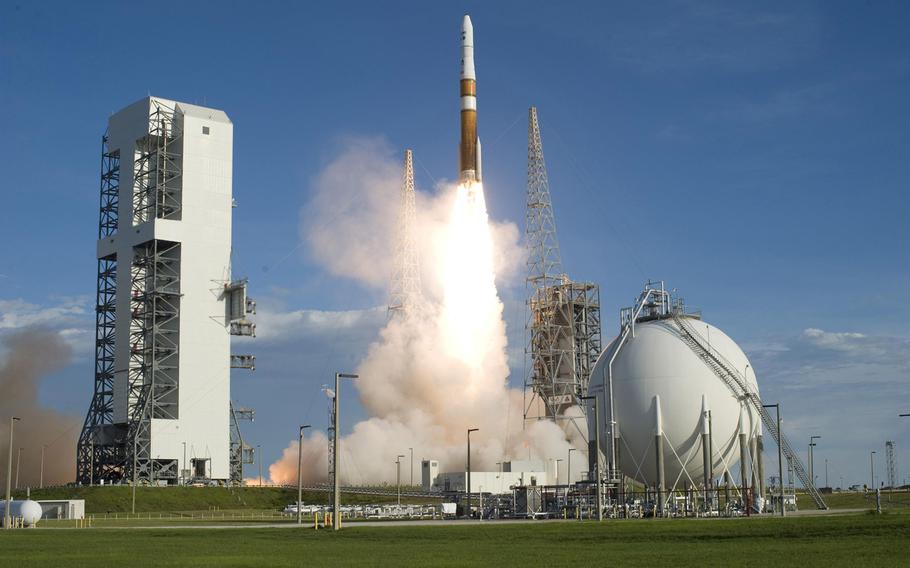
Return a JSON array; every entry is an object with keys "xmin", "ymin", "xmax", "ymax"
[{"xmin": 460, "ymin": 14, "xmax": 482, "ymax": 183}]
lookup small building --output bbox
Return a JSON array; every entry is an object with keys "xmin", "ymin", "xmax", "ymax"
[
  {"xmin": 424, "ymin": 459, "xmax": 551, "ymax": 494},
  {"xmin": 37, "ymin": 500, "xmax": 85, "ymax": 520}
]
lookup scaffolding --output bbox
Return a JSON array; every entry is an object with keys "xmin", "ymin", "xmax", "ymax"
[
  {"xmin": 388, "ymin": 149, "xmax": 421, "ymax": 316},
  {"xmin": 226, "ymin": 278, "xmax": 257, "ymax": 485},
  {"xmin": 524, "ymin": 107, "xmax": 601, "ymax": 421},
  {"xmin": 76, "ymin": 135, "xmax": 121, "ymax": 485},
  {"xmin": 126, "ymin": 240, "xmax": 181, "ymax": 482},
  {"xmin": 229, "ymin": 404, "xmax": 255, "ymax": 485},
  {"xmin": 132, "ymin": 100, "xmax": 182, "ymax": 224}
]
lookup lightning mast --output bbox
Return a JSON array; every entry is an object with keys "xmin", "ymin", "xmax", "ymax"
[
  {"xmin": 524, "ymin": 107, "xmax": 601, "ymax": 423},
  {"xmin": 388, "ymin": 149, "xmax": 421, "ymax": 316},
  {"xmin": 886, "ymin": 441, "xmax": 896, "ymax": 489}
]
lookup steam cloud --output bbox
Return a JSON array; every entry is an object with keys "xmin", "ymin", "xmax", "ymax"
[
  {"xmin": 0, "ymin": 329, "xmax": 79, "ymax": 489},
  {"xmin": 268, "ymin": 138, "xmax": 584, "ymax": 486}
]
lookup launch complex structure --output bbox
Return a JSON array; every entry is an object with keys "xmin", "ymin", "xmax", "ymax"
[
  {"xmin": 76, "ymin": 97, "xmax": 257, "ymax": 487},
  {"xmin": 523, "ymin": 108, "xmax": 602, "ymax": 427}
]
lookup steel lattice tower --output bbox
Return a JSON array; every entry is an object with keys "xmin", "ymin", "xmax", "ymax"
[
  {"xmin": 886, "ymin": 441, "xmax": 896, "ymax": 489},
  {"xmin": 525, "ymin": 108, "xmax": 563, "ymax": 293},
  {"xmin": 388, "ymin": 149, "xmax": 422, "ymax": 316},
  {"xmin": 322, "ymin": 386, "xmax": 336, "ymax": 488},
  {"xmin": 524, "ymin": 107, "xmax": 601, "ymax": 423}
]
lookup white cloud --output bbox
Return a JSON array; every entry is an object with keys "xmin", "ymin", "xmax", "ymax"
[
  {"xmin": 0, "ymin": 296, "xmax": 93, "ymax": 358},
  {"xmin": 250, "ymin": 303, "xmax": 386, "ymax": 344},
  {"xmin": 745, "ymin": 328, "xmax": 910, "ymax": 486}
]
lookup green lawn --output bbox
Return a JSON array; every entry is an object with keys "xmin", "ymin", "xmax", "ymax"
[
  {"xmin": 808, "ymin": 489, "xmax": 909, "ymax": 510},
  {"xmin": 12, "ymin": 485, "xmax": 437, "ymax": 514},
  {"xmin": 1, "ymin": 512, "xmax": 908, "ymax": 567}
]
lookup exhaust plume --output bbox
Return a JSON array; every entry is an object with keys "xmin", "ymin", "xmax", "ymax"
[
  {"xmin": 0, "ymin": 328, "xmax": 79, "ymax": 488},
  {"xmin": 270, "ymin": 139, "xmax": 583, "ymax": 486}
]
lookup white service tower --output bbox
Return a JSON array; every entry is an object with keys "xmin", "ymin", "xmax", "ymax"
[{"xmin": 76, "ymin": 96, "xmax": 255, "ymax": 486}]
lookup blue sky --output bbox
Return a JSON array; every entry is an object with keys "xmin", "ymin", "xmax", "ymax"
[{"xmin": 1, "ymin": 1, "xmax": 908, "ymax": 487}]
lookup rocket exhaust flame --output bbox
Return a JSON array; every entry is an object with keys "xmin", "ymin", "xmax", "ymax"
[{"xmin": 441, "ymin": 182, "xmax": 497, "ymax": 371}]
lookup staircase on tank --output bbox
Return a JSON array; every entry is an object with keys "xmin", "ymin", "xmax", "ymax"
[{"xmin": 670, "ymin": 313, "xmax": 828, "ymax": 510}]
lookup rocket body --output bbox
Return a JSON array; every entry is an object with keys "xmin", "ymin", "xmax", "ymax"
[{"xmin": 460, "ymin": 15, "xmax": 481, "ymax": 183}]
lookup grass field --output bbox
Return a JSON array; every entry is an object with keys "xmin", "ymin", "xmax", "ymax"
[
  {"xmin": 12, "ymin": 485, "xmax": 907, "ymax": 516},
  {"xmin": 11, "ymin": 485, "xmax": 437, "ymax": 514},
  {"xmin": 0, "ymin": 512, "xmax": 908, "ymax": 567}
]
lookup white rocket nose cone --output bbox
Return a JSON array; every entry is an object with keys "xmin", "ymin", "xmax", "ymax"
[{"xmin": 462, "ymin": 14, "xmax": 473, "ymax": 45}]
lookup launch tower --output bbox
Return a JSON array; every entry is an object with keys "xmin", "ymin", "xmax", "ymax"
[
  {"xmin": 76, "ymin": 97, "xmax": 256, "ymax": 486},
  {"xmin": 524, "ymin": 107, "xmax": 602, "ymax": 422}
]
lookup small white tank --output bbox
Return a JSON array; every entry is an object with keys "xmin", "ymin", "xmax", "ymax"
[{"xmin": 0, "ymin": 500, "xmax": 43, "ymax": 527}]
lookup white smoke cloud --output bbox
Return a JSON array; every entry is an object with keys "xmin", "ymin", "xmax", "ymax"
[{"xmin": 268, "ymin": 137, "xmax": 581, "ymax": 485}]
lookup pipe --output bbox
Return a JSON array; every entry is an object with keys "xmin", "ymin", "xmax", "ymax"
[
  {"xmin": 654, "ymin": 396, "xmax": 665, "ymax": 518},
  {"xmin": 701, "ymin": 395, "xmax": 711, "ymax": 510},
  {"xmin": 739, "ymin": 406, "xmax": 749, "ymax": 510}
]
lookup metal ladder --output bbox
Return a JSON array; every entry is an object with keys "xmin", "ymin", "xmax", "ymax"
[{"xmin": 672, "ymin": 314, "xmax": 828, "ymax": 510}]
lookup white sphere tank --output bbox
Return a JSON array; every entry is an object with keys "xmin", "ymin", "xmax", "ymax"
[
  {"xmin": 0, "ymin": 500, "xmax": 43, "ymax": 527},
  {"xmin": 587, "ymin": 316, "xmax": 761, "ymax": 488}
]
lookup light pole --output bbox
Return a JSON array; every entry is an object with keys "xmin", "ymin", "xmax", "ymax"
[
  {"xmin": 580, "ymin": 395, "xmax": 603, "ymax": 521},
  {"xmin": 409, "ymin": 447, "xmax": 414, "ymax": 487},
  {"xmin": 809, "ymin": 435, "xmax": 821, "ymax": 487},
  {"xmin": 40, "ymin": 445, "xmax": 46, "ymax": 489},
  {"xmin": 257, "ymin": 445, "xmax": 262, "ymax": 486},
  {"xmin": 870, "ymin": 451, "xmax": 876, "ymax": 490},
  {"xmin": 5, "ymin": 417, "xmax": 20, "ymax": 529},
  {"xmin": 396, "ymin": 454, "xmax": 405, "ymax": 506},
  {"xmin": 762, "ymin": 403, "xmax": 785, "ymax": 517},
  {"xmin": 568, "ymin": 448, "xmax": 577, "ymax": 486},
  {"xmin": 297, "ymin": 424, "xmax": 311, "ymax": 525},
  {"xmin": 466, "ymin": 428, "xmax": 478, "ymax": 519},
  {"xmin": 333, "ymin": 372, "xmax": 358, "ymax": 531},
  {"xmin": 825, "ymin": 459, "xmax": 829, "ymax": 489},
  {"xmin": 14, "ymin": 448, "xmax": 22, "ymax": 491}
]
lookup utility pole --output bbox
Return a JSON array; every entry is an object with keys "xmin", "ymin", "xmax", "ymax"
[
  {"xmin": 409, "ymin": 447, "xmax": 413, "ymax": 487},
  {"xmin": 809, "ymin": 435, "xmax": 820, "ymax": 487},
  {"xmin": 257, "ymin": 445, "xmax": 262, "ymax": 486},
  {"xmin": 14, "ymin": 448, "xmax": 22, "ymax": 491},
  {"xmin": 466, "ymin": 428, "xmax": 478, "ymax": 519},
  {"xmin": 396, "ymin": 454, "xmax": 405, "ymax": 506},
  {"xmin": 333, "ymin": 372, "xmax": 358, "ymax": 531},
  {"xmin": 297, "ymin": 424, "xmax": 311, "ymax": 525},
  {"xmin": 870, "ymin": 451, "xmax": 876, "ymax": 490},
  {"xmin": 40, "ymin": 445, "xmax": 46, "ymax": 489},
  {"xmin": 5, "ymin": 417, "xmax": 20, "ymax": 529}
]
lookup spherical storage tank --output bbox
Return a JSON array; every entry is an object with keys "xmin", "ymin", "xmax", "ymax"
[
  {"xmin": 587, "ymin": 303, "xmax": 761, "ymax": 490},
  {"xmin": 0, "ymin": 500, "xmax": 42, "ymax": 527}
]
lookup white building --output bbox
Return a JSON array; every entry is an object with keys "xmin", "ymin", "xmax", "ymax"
[
  {"xmin": 423, "ymin": 460, "xmax": 552, "ymax": 494},
  {"xmin": 37, "ymin": 500, "xmax": 85, "ymax": 520},
  {"xmin": 77, "ymin": 97, "xmax": 252, "ymax": 485}
]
